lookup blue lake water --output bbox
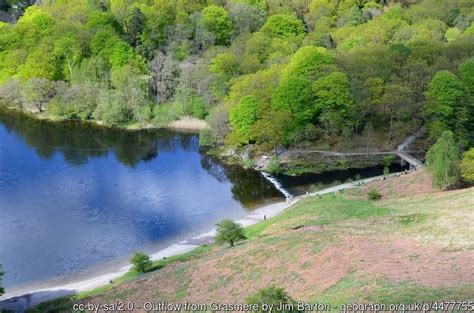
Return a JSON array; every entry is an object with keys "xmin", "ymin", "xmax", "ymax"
[
  {"xmin": 0, "ymin": 109, "xmax": 405, "ymax": 290},
  {"xmin": 0, "ymin": 109, "xmax": 283, "ymax": 288}
]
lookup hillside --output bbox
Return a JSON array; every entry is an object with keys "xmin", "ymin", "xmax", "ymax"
[
  {"xmin": 0, "ymin": 0, "xmax": 473, "ymax": 158},
  {"xmin": 30, "ymin": 171, "xmax": 474, "ymax": 311}
]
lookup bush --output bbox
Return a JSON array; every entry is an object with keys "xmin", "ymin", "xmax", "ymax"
[
  {"xmin": 460, "ymin": 148, "xmax": 474, "ymax": 183},
  {"xmin": 199, "ymin": 128, "xmax": 215, "ymax": 147},
  {"xmin": 266, "ymin": 155, "xmax": 282, "ymax": 174},
  {"xmin": 130, "ymin": 252, "xmax": 152, "ymax": 273},
  {"xmin": 368, "ymin": 189, "xmax": 382, "ymax": 200},
  {"xmin": 215, "ymin": 219, "xmax": 246, "ymax": 247},
  {"xmin": 246, "ymin": 286, "xmax": 300, "ymax": 313}
]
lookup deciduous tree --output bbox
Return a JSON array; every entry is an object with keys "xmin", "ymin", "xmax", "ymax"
[{"xmin": 426, "ymin": 131, "xmax": 460, "ymax": 188}]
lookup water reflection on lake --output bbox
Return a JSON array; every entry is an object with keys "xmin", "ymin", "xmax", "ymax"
[{"xmin": 0, "ymin": 109, "xmax": 282, "ymax": 288}]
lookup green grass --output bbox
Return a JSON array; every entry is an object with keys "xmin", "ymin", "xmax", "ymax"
[
  {"xmin": 26, "ymin": 245, "xmax": 211, "ymax": 312},
  {"xmin": 28, "ymin": 188, "xmax": 474, "ymax": 311},
  {"xmin": 315, "ymin": 272, "xmax": 474, "ymax": 306},
  {"xmin": 245, "ymin": 194, "xmax": 390, "ymax": 238}
]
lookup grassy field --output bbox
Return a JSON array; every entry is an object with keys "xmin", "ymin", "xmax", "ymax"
[{"xmin": 28, "ymin": 172, "xmax": 474, "ymax": 312}]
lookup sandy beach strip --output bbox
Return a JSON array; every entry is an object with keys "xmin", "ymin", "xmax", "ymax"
[{"xmin": 0, "ymin": 171, "xmax": 402, "ymax": 310}]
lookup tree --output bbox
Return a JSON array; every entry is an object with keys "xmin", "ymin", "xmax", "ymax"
[
  {"xmin": 215, "ymin": 219, "xmax": 246, "ymax": 247},
  {"xmin": 281, "ymin": 46, "xmax": 333, "ymax": 82},
  {"xmin": 148, "ymin": 52, "xmax": 178, "ymax": 103},
  {"xmin": 460, "ymin": 148, "xmax": 474, "ymax": 183},
  {"xmin": 126, "ymin": 7, "xmax": 146, "ymax": 47},
  {"xmin": 381, "ymin": 84, "xmax": 414, "ymax": 142},
  {"xmin": 424, "ymin": 70, "xmax": 469, "ymax": 143},
  {"xmin": 344, "ymin": 5, "xmax": 366, "ymax": 26},
  {"xmin": 0, "ymin": 79, "xmax": 24, "ymax": 108},
  {"xmin": 313, "ymin": 71, "xmax": 353, "ymax": 135},
  {"xmin": 130, "ymin": 252, "xmax": 152, "ymax": 273},
  {"xmin": 229, "ymin": 95, "xmax": 259, "ymax": 144},
  {"xmin": 229, "ymin": 2, "xmax": 265, "ymax": 35},
  {"xmin": 23, "ymin": 78, "xmax": 57, "ymax": 113},
  {"xmin": 249, "ymin": 110, "xmax": 293, "ymax": 152},
  {"xmin": 209, "ymin": 53, "xmax": 240, "ymax": 79},
  {"xmin": 246, "ymin": 286, "xmax": 300, "ymax": 313},
  {"xmin": 426, "ymin": 131, "xmax": 460, "ymax": 189},
  {"xmin": 459, "ymin": 58, "xmax": 474, "ymax": 96},
  {"xmin": 53, "ymin": 36, "xmax": 83, "ymax": 81},
  {"xmin": 272, "ymin": 76, "xmax": 315, "ymax": 127},
  {"xmin": 260, "ymin": 13, "xmax": 305, "ymax": 38},
  {"xmin": 201, "ymin": 5, "xmax": 234, "ymax": 45}
]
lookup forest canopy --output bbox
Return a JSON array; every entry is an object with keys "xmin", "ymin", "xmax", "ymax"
[{"xmin": 0, "ymin": 0, "xmax": 473, "ymax": 151}]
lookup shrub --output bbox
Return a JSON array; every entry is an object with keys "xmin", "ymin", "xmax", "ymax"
[
  {"xmin": 267, "ymin": 155, "xmax": 282, "ymax": 174},
  {"xmin": 246, "ymin": 286, "xmax": 300, "ymax": 313},
  {"xmin": 460, "ymin": 148, "xmax": 474, "ymax": 183},
  {"xmin": 215, "ymin": 219, "xmax": 246, "ymax": 247},
  {"xmin": 199, "ymin": 128, "xmax": 215, "ymax": 147},
  {"xmin": 130, "ymin": 252, "xmax": 152, "ymax": 273},
  {"xmin": 368, "ymin": 189, "xmax": 382, "ymax": 200}
]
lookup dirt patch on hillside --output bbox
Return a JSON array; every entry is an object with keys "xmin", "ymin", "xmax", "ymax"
[
  {"xmin": 80, "ymin": 230, "xmax": 473, "ymax": 309},
  {"xmin": 343, "ymin": 235, "xmax": 474, "ymax": 288},
  {"xmin": 352, "ymin": 169, "xmax": 437, "ymax": 199}
]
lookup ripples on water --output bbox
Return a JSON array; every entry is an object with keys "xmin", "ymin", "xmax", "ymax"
[
  {"xmin": 0, "ymin": 109, "xmax": 406, "ymax": 289},
  {"xmin": 0, "ymin": 109, "xmax": 282, "ymax": 288}
]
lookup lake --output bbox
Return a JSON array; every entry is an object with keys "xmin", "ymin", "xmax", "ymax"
[
  {"xmin": 0, "ymin": 109, "xmax": 283, "ymax": 289},
  {"xmin": 0, "ymin": 109, "xmax": 404, "ymax": 290}
]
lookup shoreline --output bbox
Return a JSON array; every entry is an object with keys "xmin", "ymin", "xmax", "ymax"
[
  {"xmin": 0, "ymin": 171, "xmax": 405, "ymax": 310},
  {"xmin": 0, "ymin": 200, "xmax": 291, "ymax": 309},
  {"xmin": 0, "ymin": 105, "xmax": 207, "ymax": 133}
]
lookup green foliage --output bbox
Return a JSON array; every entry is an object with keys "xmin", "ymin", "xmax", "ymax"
[
  {"xmin": 229, "ymin": 95, "xmax": 259, "ymax": 144},
  {"xmin": 281, "ymin": 46, "xmax": 333, "ymax": 81},
  {"xmin": 368, "ymin": 189, "xmax": 382, "ymax": 200},
  {"xmin": 209, "ymin": 53, "xmax": 240, "ymax": 78},
  {"xmin": 246, "ymin": 286, "xmax": 299, "ymax": 312},
  {"xmin": 424, "ymin": 70, "xmax": 469, "ymax": 143},
  {"xmin": 190, "ymin": 97, "xmax": 208, "ymax": 119},
  {"xmin": 199, "ymin": 128, "xmax": 215, "ymax": 146},
  {"xmin": 201, "ymin": 5, "xmax": 234, "ymax": 45},
  {"xmin": 249, "ymin": 110, "xmax": 293, "ymax": 152},
  {"xmin": 215, "ymin": 219, "xmax": 246, "ymax": 247},
  {"xmin": 460, "ymin": 148, "xmax": 474, "ymax": 183},
  {"xmin": 261, "ymin": 14, "xmax": 305, "ymax": 38},
  {"xmin": 314, "ymin": 71, "xmax": 353, "ymax": 114},
  {"xmin": 130, "ymin": 252, "xmax": 152, "ymax": 273},
  {"xmin": 426, "ymin": 131, "xmax": 461, "ymax": 189},
  {"xmin": 0, "ymin": 0, "xmax": 473, "ymax": 150},
  {"xmin": 271, "ymin": 76, "xmax": 315, "ymax": 127},
  {"xmin": 345, "ymin": 5, "xmax": 366, "ymax": 26},
  {"xmin": 459, "ymin": 58, "xmax": 474, "ymax": 96},
  {"xmin": 267, "ymin": 155, "xmax": 282, "ymax": 174}
]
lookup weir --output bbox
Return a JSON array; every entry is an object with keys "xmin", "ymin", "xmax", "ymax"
[{"xmin": 261, "ymin": 172, "xmax": 293, "ymax": 200}]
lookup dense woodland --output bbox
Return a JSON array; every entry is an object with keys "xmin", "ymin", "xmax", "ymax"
[{"xmin": 0, "ymin": 0, "xmax": 473, "ymax": 153}]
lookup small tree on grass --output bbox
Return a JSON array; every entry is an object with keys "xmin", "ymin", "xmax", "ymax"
[
  {"xmin": 130, "ymin": 252, "xmax": 152, "ymax": 273},
  {"xmin": 368, "ymin": 189, "xmax": 382, "ymax": 200},
  {"xmin": 215, "ymin": 219, "xmax": 246, "ymax": 247},
  {"xmin": 246, "ymin": 286, "xmax": 300, "ymax": 313},
  {"xmin": 460, "ymin": 148, "xmax": 474, "ymax": 183},
  {"xmin": 426, "ymin": 131, "xmax": 460, "ymax": 188}
]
